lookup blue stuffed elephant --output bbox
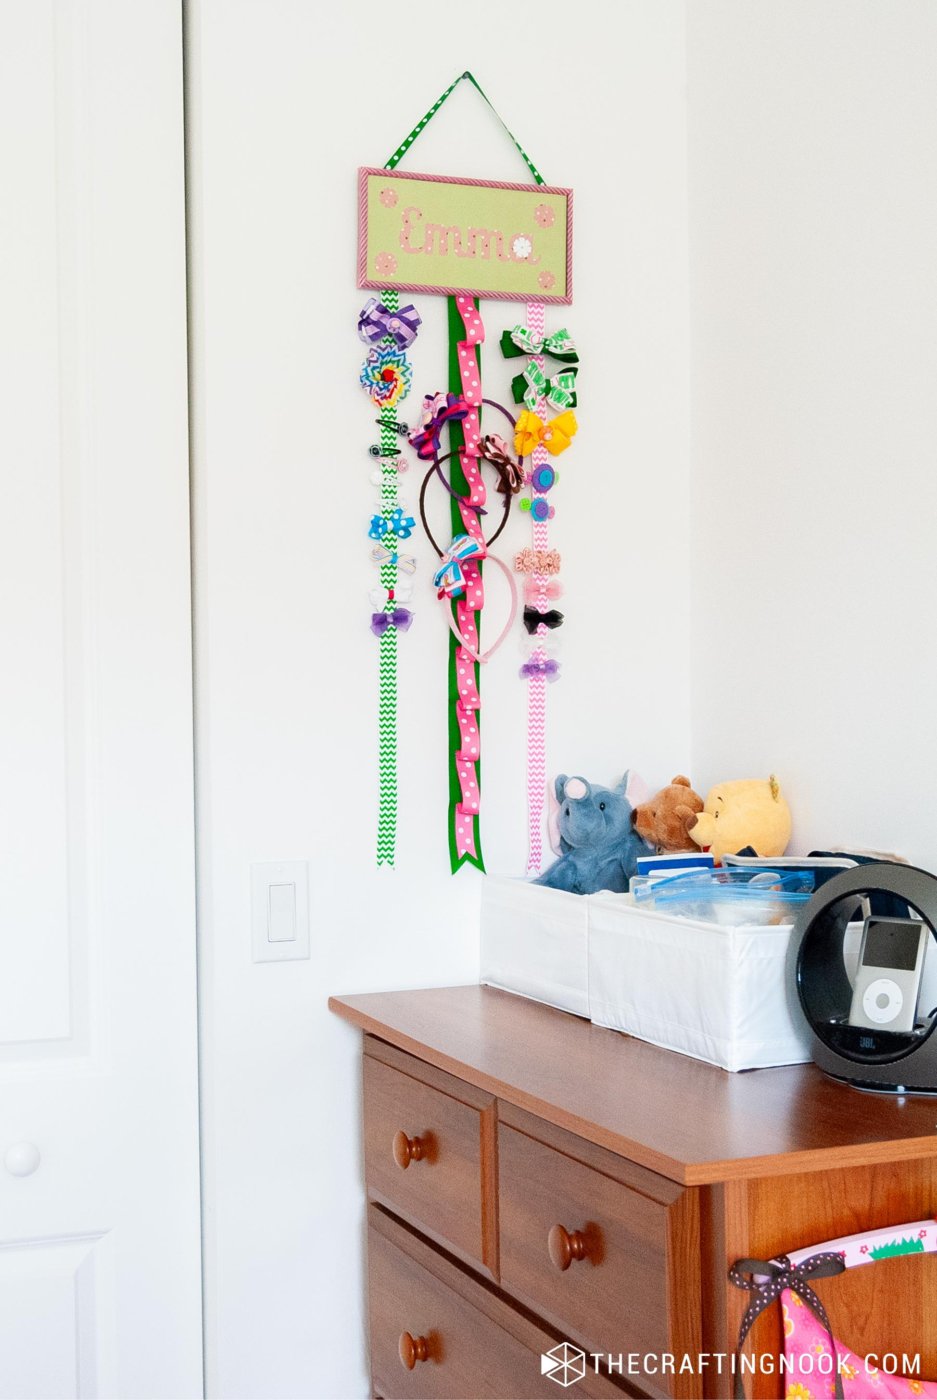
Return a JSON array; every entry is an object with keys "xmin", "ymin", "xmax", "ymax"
[{"xmin": 534, "ymin": 771, "xmax": 652, "ymax": 894}]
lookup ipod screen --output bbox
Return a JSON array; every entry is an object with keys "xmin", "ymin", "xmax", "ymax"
[{"xmin": 861, "ymin": 919, "xmax": 923, "ymax": 972}]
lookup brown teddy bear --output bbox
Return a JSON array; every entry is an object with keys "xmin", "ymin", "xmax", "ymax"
[{"xmin": 632, "ymin": 775, "xmax": 704, "ymax": 854}]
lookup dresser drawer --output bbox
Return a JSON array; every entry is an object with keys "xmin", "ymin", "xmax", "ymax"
[
  {"xmin": 498, "ymin": 1110, "xmax": 700, "ymax": 1398},
  {"xmin": 368, "ymin": 1210, "xmax": 630, "ymax": 1400},
  {"xmin": 363, "ymin": 1042, "xmax": 496, "ymax": 1274}
]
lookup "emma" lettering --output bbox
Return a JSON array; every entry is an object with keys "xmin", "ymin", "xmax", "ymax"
[{"xmin": 398, "ymin": 206, "xmax": 540, "ymax": 264}]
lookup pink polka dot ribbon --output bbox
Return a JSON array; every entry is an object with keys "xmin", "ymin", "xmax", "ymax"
[{"xmin": 451, "ymin": 295, "xmax": 485, "ymax": 864}]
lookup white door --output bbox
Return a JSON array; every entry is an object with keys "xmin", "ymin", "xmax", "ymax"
[{"xmin": 0, "ymin": 3, "xmax": 202, "ymax": 1397}]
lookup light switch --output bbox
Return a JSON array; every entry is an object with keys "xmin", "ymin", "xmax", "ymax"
[
  {"xmin": 251, "ymin": 861, "xmax": 310, "ymax": 963},
  {"xmin": 267, "ymin": 883, "xmax": 296, "ymax": 942}
]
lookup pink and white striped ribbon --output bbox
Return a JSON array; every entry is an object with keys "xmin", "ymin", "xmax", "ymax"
[{"xmin": 525, "ymin": 299, "xmax": 550, "ymax": 874}]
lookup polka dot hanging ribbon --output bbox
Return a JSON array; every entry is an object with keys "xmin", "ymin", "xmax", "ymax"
[{"xmin": 384, "ymin": 72, "xmax": 544, "ymax": 874}]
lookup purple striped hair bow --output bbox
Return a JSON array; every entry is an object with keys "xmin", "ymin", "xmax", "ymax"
[
  {"xmin": 519, "ymin": 657, "xmax": 561, "ymax": 681},
  {"xmin": 358, "ymin": 298, "xmax": 422, "ymax": 349},
  {"xmin": 370, "ymin": 608, "xmax": 413, "ymax": 636}
]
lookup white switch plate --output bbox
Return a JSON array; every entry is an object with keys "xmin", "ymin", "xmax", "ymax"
[{"xmin": 250, "ymin": 861, "xmax": 310, "ymax": 963}]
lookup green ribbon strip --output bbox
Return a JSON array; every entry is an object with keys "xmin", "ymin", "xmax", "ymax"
[
  {"xmin": 500, "ymin": 326, "xmax": 579, "ymax": 363},
  {"xmin": 514, "ymin": 362, "xmax": 578, "ymax": 412},
  {"xmin": 376, "ymin": 290, "xmax": 401, "ymax": 869},
  {"xmin": 385, "ymin": 72, "xmax": 544, "ymax": 186}
]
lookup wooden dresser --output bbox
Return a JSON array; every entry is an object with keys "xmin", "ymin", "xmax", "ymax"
[{"xmin": 329, "ymin": 986, "xmax": 937, "ymax": 1400}]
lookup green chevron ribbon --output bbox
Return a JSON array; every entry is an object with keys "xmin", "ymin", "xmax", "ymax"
[
  {"xmin": 514, "ymin": 362, "xmax": 578, "ymax": 411},
  {"xmin": 376, "ymin": 290, "xmax": 401, "ymax": 868},
  {"xmin": 500, "ymin": 326, "xmax": 578, "ymax": 363}
]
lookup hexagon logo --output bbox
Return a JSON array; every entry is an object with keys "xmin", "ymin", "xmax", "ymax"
[{"xmin": 540, "ymin": 1342, "xmax": 587, "ymax": 1387}]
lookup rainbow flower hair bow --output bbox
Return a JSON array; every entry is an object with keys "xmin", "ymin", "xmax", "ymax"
[
  {"xmin": 514, "ymin": 409, "xmax": 578, "ymax": 458},
  {"xmin": 408, "ymin": 391, "xmax": 469, "ymax": 460},
  {"xmin": 358, "ymin": 298, "xmax": 421, "ymax": 349},
  {"xmin": 501, "ymin": 327, "xmax": 578, "ymax": 364},
  {"xmin": 433, "ymin": 533, "xmax": 486, "ymax": 600}
]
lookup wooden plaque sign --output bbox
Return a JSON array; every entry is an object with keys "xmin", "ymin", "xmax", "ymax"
[{"xmin": 357, "ymin": 167, "xmax": 573, "ymax": 304}]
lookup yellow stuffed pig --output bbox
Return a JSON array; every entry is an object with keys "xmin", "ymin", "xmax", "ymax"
[{"xmin": 687, "ymin": 775, "xmax": 791, "ymax": 861}]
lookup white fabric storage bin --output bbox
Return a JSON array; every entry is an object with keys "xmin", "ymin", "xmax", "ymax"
[
  {"xmin": 480, "ymin": 876, "xmax": 590, "ymax": 1018},
  {"xmin": 587, "ymin": 894, "xmax": 812, "ymax": 1071}
]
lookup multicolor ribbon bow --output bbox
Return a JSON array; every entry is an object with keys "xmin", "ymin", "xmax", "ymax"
[
  {"xmin": 370, "ymin": 544, "xmax": 417, "ymax": 575},
  {"xmin": 519, "ymin": 657, "xmax": 561, "ymax": 681},
  {"xmin": 479, "ymin": 434, "xmax": 525, "ymax": 494},
  {"xmin": 408, "ymin": 391, "xmax": 469, "ymax": 460},
  {"xmin": 433, "ymin": 533, "xmax": 486, "ymax": 599},
  {"xmin": 357, "ymin": 298, "xmax": 422, "ymax": 349},
  {"xmin": 368, "ymin": 506, "xmax": 415, "ymax": 541},
  {"xmin": 370, "ymin": 608, "xmax": 413, "ymax": 636},
  {"xmin": 515, "ymin": 361, "xmax": 578, "ymax": 412},
  {"xmin": 501, "ymin": 326, "xmax": 578, "ymax": 364},
  {"xmin": 514, "ymin": 409, "xmax": 578, "ymax": 458}
]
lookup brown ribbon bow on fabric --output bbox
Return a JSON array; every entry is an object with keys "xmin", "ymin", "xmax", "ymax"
[{"xmin": 728, "ymin": 1252, "xmax": 847, "ymax": 1400}]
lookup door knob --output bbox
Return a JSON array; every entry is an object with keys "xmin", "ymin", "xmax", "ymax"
[
  {"xmin": 4, "ymin": 1143, "xmax": 40, "ymax": 1177},
  {"xmin": 392, "ymin": 1130, "xmax": 427, "ymax": 1170},
  {"xmin": 548, "ymin": 1222, "xmax": 593, "ymax": 1270},
  {"xmin": 399, "ymin": 1332, "xmax": 430, "ymax": 1369}
]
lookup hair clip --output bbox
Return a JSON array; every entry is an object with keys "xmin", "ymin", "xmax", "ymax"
[
  {"xmin": 374, "ymin": 418, "xmax": 410, "ymax": 439},
  {"xmin": 514, "ymin": 409, "xmax": 577, "ymax": 458},
  {"xmin": 520, "ymin": 497, "xmax": 555, "ymax": 522},
  {"xmin": 515, "ymin": 547, "xmax": 562, "ymax": 575},
  {"xmin": 358, "ymin": 299, "xmax": 421, "ymax": 350},
  {"xmin": 369, "ymin": 443, "xmax": 403, "ymax": 458},
  {"xmin": 360, "ymin": 345, "xmax": 412, "ymax": 409},
  {"xmin": 369, "ymin": 507, "xmax": 415, "ymax": 541},
  {"xmin": 525, "ymin": 578, "xmax": 563, "ymax": 602},
  {"xmin": 408, "ymin": 392, "xmax": 468, "ymax": 459},
  {"xmin": 523, "ymin": 605, "xmax": 564, "ymax": 634},
  {"xmin": 530, "ymin": 463, "xmax": 557, "ymax": 493},
  {"xmin": 370, "ymin": 608, "xmax": 413, "ymax": 636},
  {"xmin": 370, "ymin": 585, "xmax": 412, "ymax": 609},
  {"xmin": 370, "ymin": 544, "xmax": 417, "ymax": 575},
  {"xmin": 519, "ymin": 657, "xmax": 561, "ymax": 681}
]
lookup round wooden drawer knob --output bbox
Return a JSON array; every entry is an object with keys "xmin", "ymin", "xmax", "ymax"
[
  {"xmin": 548, "ymin": 1223, "xmax": 592, "ymax": 1271},
  {"xmin": 398, "ymin": 1331, "xmax": 430, "ymax": 1369},
  {"xmin": 392, "ymin": 1130, "xmax": 426, "ymax": 1170}
]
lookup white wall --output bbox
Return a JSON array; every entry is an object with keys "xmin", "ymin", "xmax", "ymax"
[
  {"xmin": 186, "ymin": 2, "xmax": 691, "ymax": 1397},
  {"xmin": 687, "ymin": 0, "xmax": 937, "ymax": 864}
]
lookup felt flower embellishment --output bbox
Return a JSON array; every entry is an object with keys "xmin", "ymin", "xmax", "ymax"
[
  {"xmin": 368, "ymin": 506, "xmax": 415, "ymax": 541},
  {"xmin": 512, "ymin": 235, "xmax": 534, "ymax": 260},
  {"xmin": 360, "ymin": 345, "xmax": 412, "ymax": 408},
  {"xmin": 535, "ymin": 203, "xmax": 555, "ymax": 229},
  {"xmin": 538, "ymin": 271, "xmax": 556, "ymax": 291},
  {"xmin": 374, "ymin": 251, "xmax": 397, "ymax": 277},
  {"xmin": 379, "ymin": 188, "xmax": 398, "ymax": 208},
  {"xmin": 514, "ymin": 408, "xmax": 578, "ymax": 458}
]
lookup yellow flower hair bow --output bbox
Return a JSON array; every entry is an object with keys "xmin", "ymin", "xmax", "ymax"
[{"xmin": 514, "ymin": 409, "xmax": 578, "ymax": 458}]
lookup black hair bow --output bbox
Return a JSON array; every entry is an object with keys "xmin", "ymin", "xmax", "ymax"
[{"xmin": 523, "ymin": 605, "xmax": 564, "ymax": 634}]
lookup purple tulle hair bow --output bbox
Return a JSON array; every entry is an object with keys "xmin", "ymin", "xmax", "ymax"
[
  {"xmin": 358, "ymin": 298, "xmax": 421, "ymax": 350},
  {"xmin": 371, "ymin": 608, "xmax": 413, "ymax": 637},
  {"xmin": 519, "ymin": 657, "xmax": 560, "ymax": 681}
]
